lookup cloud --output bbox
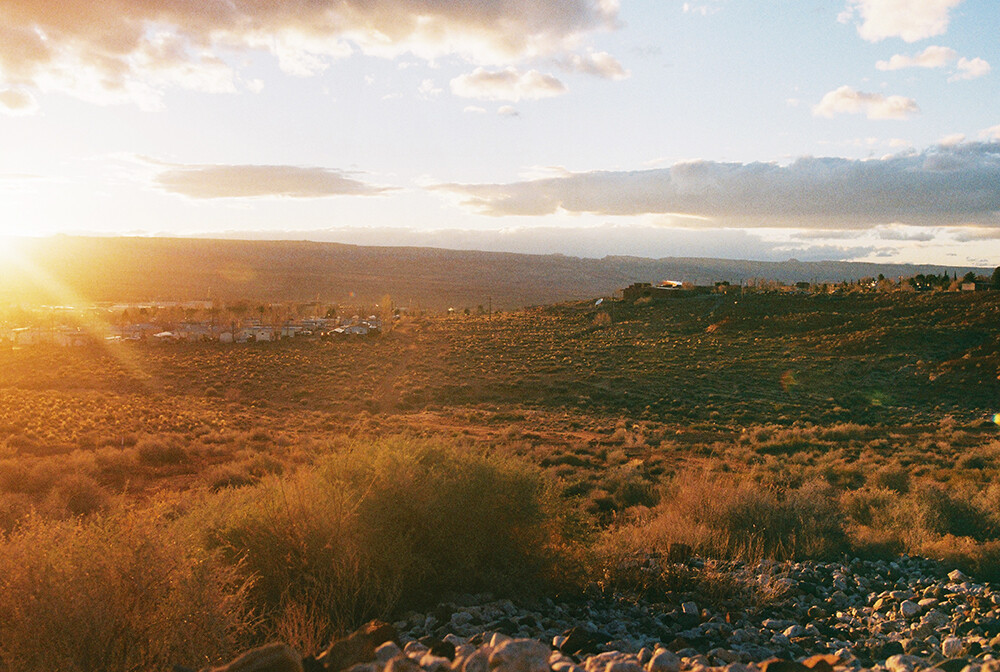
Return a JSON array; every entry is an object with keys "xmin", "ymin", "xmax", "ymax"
[
  {"xmin": 950, "ymin": 57, "xmax": 991, "ymax": 81},
  {"xmin": 154, "ymin": 163, "xmax": 392, "ymax": 199},
  {"xmin": 876, "ymin": 45, "xmax": 956, "ymax": 70},
  {"xmin": 873, "ymin": 224, "xmax": 937, "ymax": 241},
  {"xmin": 813, "ymin": 86, "xmax": 918, "ymax": 120},
  {"xmin": 0, "ymin": 87, "xmax": 37, "ymax": 115},
  {"xmin": 682, "ymin": 3, "xmax": 723, "ymax": 17},
  {"xmin": 558, "ymin": 51, "xmax": 629, "ymax": 79},
  {"xmin": 463, "ymin": 105, "xmax": 487, "ymax": 114},
  {"xmin": 450, "ymin": 67, "xmax": 567, "ymax": 101},
  {"xmin": 982, "ymin": 125, "xmax": 1000, "ymax": 141},
  {"xmin": 876, "ymin": 48, "xmax": 990, "ymax": 81},
  {"xmin": 0, "ymin": 0, "xmax": 618, "ymax": 106},
  {"xmin": 840, "ymin": 0, "xmax": 963, "ymax": 43},
  {"xmin": 432, "ymin": 141, "xmax": 1000, "ymax": 229},
  {"xmin": 418, "ymin": 79, "xmax": 442, "ymax": 98},
  {"xmin": 497, "ymin": 105, "xmax": 520, "ymax": 117}
]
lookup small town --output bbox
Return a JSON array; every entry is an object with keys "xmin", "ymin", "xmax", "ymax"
[{"xmin": 0, "ymin": 300, "xmax": 387, "ymax": 347}]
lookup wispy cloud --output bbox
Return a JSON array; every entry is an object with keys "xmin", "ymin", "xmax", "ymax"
[
  {"xmin": 840, "ymin": 0, "xmax": 963, "ymax": 43},
  {"xmin": 813, "ymin": 86, "xmax": 918, "ymax": 120},
  {"xmin": 557, "ymin": 52, "xmax": 629, "ymax": 80},
  {"xmin": 950, "ymin": 57, "xmax": 991, "ymax": 81},
  {"xmin": 0, "ymin": 88, "xmax": 37, "ymax": 115},
  {"xmin": 154, "ymin": 163, "xmax": 392, "ymax": 199},
  {"xmin": 876, "ymin": 47, "xmax": 990, "ymax": 82},
  {"xmin": 450, "ymin": 67, "xmax": 567, "ymax": 101},
  {"xmin": 433, "ymin": 142, "xmax": 1000, "ymax": 229},
  {"xmin": 876, "ymin": 45, "xmax": 956, "ymax": 71}
]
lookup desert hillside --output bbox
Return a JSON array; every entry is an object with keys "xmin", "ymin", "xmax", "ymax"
[{"xmin": 0, "ymin": 236, "xmax": 988, "ymax": 309}]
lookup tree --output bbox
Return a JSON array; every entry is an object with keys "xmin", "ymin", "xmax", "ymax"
[
  {"xmin": 963, "ymin": 271, "xmax": 977, "ymax": 284},
  {"xmin": 991, "ymin": 267, "xmax": 1000, "ymax": 289}
]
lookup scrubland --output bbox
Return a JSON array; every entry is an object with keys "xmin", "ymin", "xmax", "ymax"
[{"xmin": 2, "ymin": 291, "xmax": 1000, "ymax": 670}]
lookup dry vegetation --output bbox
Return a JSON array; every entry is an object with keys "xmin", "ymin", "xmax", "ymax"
[{"xmin": 2, "ymin": 290, "xmax": 1000, "ymax": 669}]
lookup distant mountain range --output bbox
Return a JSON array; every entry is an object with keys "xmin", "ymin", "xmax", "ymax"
[{"xmin": 1, "ymin": 236, "xmax": 990, "ymax": 310}]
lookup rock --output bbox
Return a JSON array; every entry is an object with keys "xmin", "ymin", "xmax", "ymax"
[
  {"xmin": 900, "ymin": 601, "xmax": 921, "ymax": 618},
  {"xmin": 681, "ymin": 602, "xmax": 699, "ymax": 617},
  {"xmin": 758, "ymin": 659, "xmax": 809, "ymax": 672},
  {"xmin": 560, "ymin": 627, "xmax": 610, "ymax": 656},
  {"xmin": 460, "ymin": 648, "xmax": 491, "ymax": 672},
  {"xmin": 800, "ymin": 655, "xmax": 840, "ymax": 672},
  {"xmin": 202, "ymin": 642, "xmax": 303, "ymax": 672},
  {"xmin": 384, "ymin": 655, "xmax": 422, "ymax": 672},
  {"xmin": 321, "ymin": 621, "xmax": 398, "ymax": 672},
  {"xmin": 403, "ymin": 642, "xmax": 428, "ymax": 659},
  {"xmin": 488, "ymin": 639, "xmax": 550, "ymax": 672},
  {"xmin": 375, "ymin": 643, "xmax": 402, "ymax": 664},
  {"xmin": 489, "ymin": 634, "xmax": 513, "ymax": 649},
  {"xmin": 885, "ymin": 654, "xmax": 926, "ymax": 672},
  {"xmin": 418, "ymin": 653, "xmax": 451, "ymax": 672},
  {"xmin": 943, "ymin": 637, "xmax": 965, "ymax": 658},
  {"xmin": 950, "ymin": 571, "xmax": 971, "ymax": 584},
  {"xmin": 646, "ymin": 648, "xmax": 680, "ymax": 672},
  {"xmin": 938, "ymin": 659, "xmax": 970, "ymax": 672}
]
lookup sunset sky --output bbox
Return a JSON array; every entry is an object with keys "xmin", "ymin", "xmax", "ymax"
[{"xmin": 1, "ymin": 0, "xmax": 998, "ymax": 265}]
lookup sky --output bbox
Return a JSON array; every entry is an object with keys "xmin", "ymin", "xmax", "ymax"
[{"xmin": 0, "ymin": 0, "xmax": 998, "ymax": 266}]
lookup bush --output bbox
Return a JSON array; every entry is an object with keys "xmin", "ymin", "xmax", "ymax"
[
  {"xmin": 136, "ymin": 438, "xmax": 187, "ymax": 466},
  {"xmin": 604, "ymin": 471, "xmax": 848, "ymax": 564},
  {"xmin": 0, "ymin": 508, "xmax": 250, "ymax": 672},
  {"xmin": 197, "ymin": 437, "xmax": 559, "ymax": 638}
]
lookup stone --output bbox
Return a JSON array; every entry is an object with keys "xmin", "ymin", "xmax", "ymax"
[
  {"xmin": 204, "ymin": 642, "xmax": 303, "ymax": 672},
  {"xmin": 938, "ymin": 659, "xmax": 970, "ymax": 672},
  {"xmin": 560, "ymin": 627, "xmax": 610, "ymax": 656},
  {"xmin": 801, "ymin": 655, "xmax": 840, "ymax": 672},
  {"xmin": 646, "ymin": 649, "xmax": 680, "ymax": 672},
  {"xmin": 403, "ymin": 643, "xmax": 428, "ymax": 659},
  {"xmin": 900, "ymin": 601, "xmax": 921, "ymax": 618},
  {"xmin": 950, "ymin": 571, "xmax": 971, "ymax": 584},
  {"xmin": 384, "ymin": 656, "xmax": 422, "ymax": 672},
  {"xmin": 758, "ymin": 659, "xmax": 809, "ymax": 672},
  {"xmin": 681, "ymin": 602, "xmax": 699, "ymax": 617},
  {"xmin": 944, "ymin": 637, "xmax": 965, "ymax": 658},
  {"xmin": 321, "ymin": 622, "xmax": 398, "ymax": 672},
  {"xmin": 488, "ymin": 639, "xmax": 550, "ymax": 672},
  {"xmin": 461, "ymin": 648, "xmax": 491, "ymax": 672},
  {"xmin": 375, "ymin": 643, "xmax": 402, "ymax": 664},
  {"xmin": 885, "ymin": 654, "xmax": 925, "ymax": 672}
]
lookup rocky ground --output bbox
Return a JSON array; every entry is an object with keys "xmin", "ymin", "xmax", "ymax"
[{"xmin": 196, "ymin": 555, "xmax": 1000, "ymax": 672}]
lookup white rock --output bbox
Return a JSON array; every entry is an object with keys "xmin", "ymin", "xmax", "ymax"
[
  {"xmin": 886, "ymin": 654, "xmax": 924, "ymax": 672},
  {"xmin": 943, "ymin": 636, "xmax": 964, "ymax": 658},
  {"xmin": 899, "ymin": 601, "xmax": 920, "ymax": 619},
  {"xmin": 647, "ymin": 649, "xmax": 680, "ymax": 672},
  {"xmin": 489, "ymin": 633, "xmax": 513, "ymax": 649},
  {"xmin": 419, "ymin": 653, "xmax": 451, "ymax": 672},
  {"xmin": 375, "ymin": 642, "xmax": 403, "ymax": 664},
  {"xmin": 552, "ymin": 663, "xmax": 585, "ymax": 672},
  {"xmin": 403, "ymin": 642, "xmax": 428, "ymax": 659},
  {"xmin": 489, "ymin": 638, "xmax": 550, "ymax": 672},
  {"xmin": 461, "ymin": 648, "xmax": 490, "ymax": 672},
  {"xmin": 949, "ymin": 569, "xmax": 970, "ymax": 583},
  {"xmin": 637, "ymin": 648, "xmax": 652, "ymax": 666}
]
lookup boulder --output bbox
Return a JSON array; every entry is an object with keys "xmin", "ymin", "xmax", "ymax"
[{"xmin": 320, "ymin": 620, "xmax": 398, "ymax": 672}]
